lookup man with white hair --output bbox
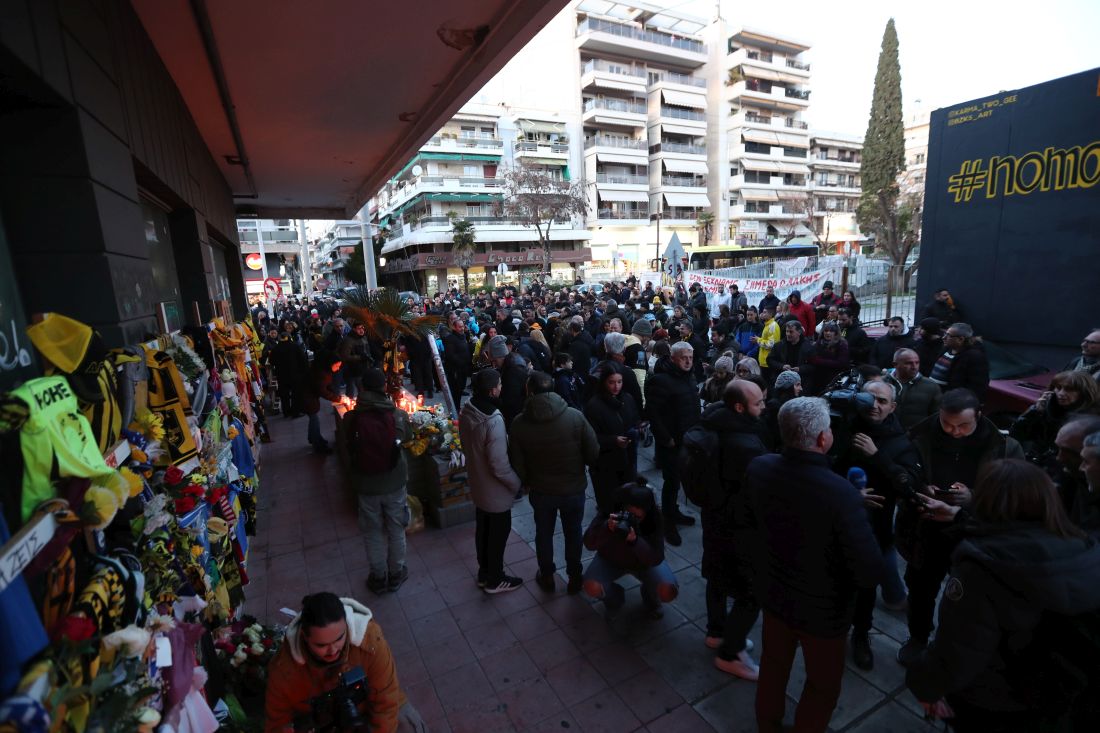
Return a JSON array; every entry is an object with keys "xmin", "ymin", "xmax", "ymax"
[
  {"xmin": 746, "ymin": 397, "xmax": 883, "ymax": 733},
  {"xmin": 1078, "ymin": 429, "xmax": 1100, "ymax": 534}
]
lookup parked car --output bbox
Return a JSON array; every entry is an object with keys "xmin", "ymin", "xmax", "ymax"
[
  {"xmin": 576, "ymin": 282, "xmax": 604, "ymax": 295},
  {"xmin": 397, "ymin": 290, "xmax": 422, "ymax": 304}
]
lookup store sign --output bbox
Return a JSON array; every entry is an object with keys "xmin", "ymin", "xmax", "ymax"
[
  {"xmin": 383, "ymin": 248, "xmax": 591, "ymax": 273},
  {"xmin": 244, "ymin": 253, "xmax": 263, "ymax": 270}
]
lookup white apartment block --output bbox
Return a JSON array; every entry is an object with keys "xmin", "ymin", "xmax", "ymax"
[
  {"xmin": 369, "ymin": 1, "xmax": 865, "ymax": 289},
  {"xmin": 236, "ymin": 218, "xmax": 307, "ymax": 294},
  {"xmin": 809, "ymin": 132, "xmax": 866, "ymax": 255}
]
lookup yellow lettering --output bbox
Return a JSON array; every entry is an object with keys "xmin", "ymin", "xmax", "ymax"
[
  {"xmin": 987, "ymin": 156, "xmax": 1016, "ymax": 197},
  {"xmin": 1080, "ymin": 142, "xmax": 1100, "ymax": 186},
  {"xmin": 1013, "ymin": 152, "xmax": 1044, "ymax": 194},
  {"xmin": 1043, "ymin": 147, "xmax": 1080, "ymax": 190}
]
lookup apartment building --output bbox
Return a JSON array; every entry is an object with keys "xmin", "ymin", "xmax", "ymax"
[
  {"xmin": 809, "ymin": 132, "xmax": 866, "ymax": 255},
  {"xmin": 237, "ymin": 219, "xmax": 307, "ymax": 294},
  {"xmin": 900, "ymin": 108, "xmax": 931, "ymax": 200},
  {"xmin": 309, "ymin": 220, "xmax": 367, "ymax": 289}
]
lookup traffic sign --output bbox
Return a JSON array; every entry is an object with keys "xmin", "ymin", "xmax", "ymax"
[{"xmin": 663, "ymin": 233, "xmax": 686, "ymax": 280}]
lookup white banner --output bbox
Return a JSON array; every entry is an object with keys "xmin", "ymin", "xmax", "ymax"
[{"xmin": 685, "ymin": 269, "xmax": 831, "ymax": 302}]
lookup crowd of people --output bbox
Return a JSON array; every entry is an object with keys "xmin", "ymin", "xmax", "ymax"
[{"xmin": 256, "ymin": 280, "xmax": 1100, "ymax": 733}]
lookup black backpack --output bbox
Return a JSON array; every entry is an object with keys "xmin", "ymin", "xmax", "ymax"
[{"xmin": 678, "ymin": 424, "xmax": 726, "ymax": 511}]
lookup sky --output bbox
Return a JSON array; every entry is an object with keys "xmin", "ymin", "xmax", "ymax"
[{"xmin": 684, "ymin": 0, "xmax": 1100, "ymax": 135}]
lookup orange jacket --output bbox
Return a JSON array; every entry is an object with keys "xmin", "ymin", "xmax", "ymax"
[{"xmin": 263, "ymin": 599, "xmax": 406, "ymax": 732}]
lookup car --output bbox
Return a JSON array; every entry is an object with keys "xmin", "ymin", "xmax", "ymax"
[{"xmin": 576, "ymin": 282, "xmax": 604, "ymax": 295}]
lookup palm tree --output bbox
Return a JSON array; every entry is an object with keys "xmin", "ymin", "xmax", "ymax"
[
  {"xmin": 695, "ymin": 211, "xmax": 715, "ymax": 247},
  {"xmin": 342, "ymin": 287, "xmax": 441, "ymax": 398},
  {"xmin": 449, "ymin": 212, "xmax": 477, "ymax": 294}
]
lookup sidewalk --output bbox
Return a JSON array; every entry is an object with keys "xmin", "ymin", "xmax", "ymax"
[{"xmin": 243, "ymin": 412, "xmax": 939, "ymax": 732}]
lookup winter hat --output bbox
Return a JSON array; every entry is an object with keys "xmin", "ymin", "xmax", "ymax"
[
  {"xmin": 919, "ymin": 317, "xmax": 942, "ymax": 334},
  {"xmin": 653, "ymin": 328, "xmax": 669, "ymax": 341},
  {"xmin": 631, "ymin": 319, "xmax": 653, "ymax": 337},
  {"xmin": 487, "ymin": 335, "xmax": 509, "ymax": 359},
  {"xmin": 823, "ymin": 281, "xmax": 834, "ymax": 289},
  {"xmin": 362, "ymin": 368, "xmax": 386, "ymax": 392},
  {"xmin": 790, "ymin": 289, "xmax": 801, "ymax": 299},
  {"xmin": 714, "ymin": 356, "xmax": 735, "ymax": 377},
  {"xmin": 774, "ymin": 370, "xmax": 802, "ymax": 391}
]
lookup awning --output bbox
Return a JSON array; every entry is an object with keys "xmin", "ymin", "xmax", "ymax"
[
  {"xmin": 663, "ymin": 159, "xmax": 708, "ymax": 174},
  {"xmin": 741, "ymin": 65, "xmax": 785, "ymax": 82},
  {"xmin": 774, "ymin": 161, "xmax": 811, "ymax": 174},
  {"xmin": 774, "ymin": 131, "xmax": 809, "ymax": 148},
  {"xmin": 740, "ymin": 189, "xmax": 779, "ymax": 201},
  {"xmin": 792, "ymin": 223, "xmax": 815, "ymax": 236},
  {"xmin": 598, "ymin": 190, "xmax": 648, "ymax": 203},
  {"xmin": 516, "ymin": 119, "xmax": 565, "ymax": 134},
  {"xmin": 592, "ymin": 115, "xmax": 645, "ymax": 127},
  {"xmin": 589, "ymin": 78, "xmax": 646, "ymax": 93},
  {"xmin": 524, "ymin": 157, "xmax": 567, "ymax": 166},
  {"xmin": 741, "ymin": 159, "xmax": 780, "ymax": 172},
  {"xmin": 597, "ymin": 152, "xmax": 646, "ymax": 165},
  {"xmin": 659, "ymin": 123, "xmax": 704, "ymax": 137},
  {"xmin": 661, "ymin": 89, "xmax": 706, "ymax": 109},
  {"xmin": 663, "ymin": 192, "xmax": 710, "ymax": 207},
  {"xmin": 742, "ymin": 129, "xmax": 780, "ymax": 145}
]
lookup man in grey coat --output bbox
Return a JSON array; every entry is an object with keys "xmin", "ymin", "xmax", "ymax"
[
  {"xmin": 459, "ymin": 368, "xmax": 524, "ymax": 594},
  {"xmin": 509, "ymin": 370, "xmax": 600, "ymax": 593}
]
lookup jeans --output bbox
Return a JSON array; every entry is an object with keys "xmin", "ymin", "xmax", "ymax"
[
  {"xmin": 905, "ymin": 549, "xmax": 953, "ymax": 640},
  {"xmin": 306, "ymin": 412, "xmax": 326, "ymax": 448},
  {"xmin": 357, "ymin": 489, "xmax": 410, "ymax": 577},
  {"xmin": 705, "ymin": 580, "xmax": 761, "ymax": 659},
  {"xmin": 653, "ymin": 442, "xmax": 683, "ymax": 518},
  {"xmin": 756, "ymin": 611, "xmax": 847, "ymax": 733},
  {"xmin": 582, "ymin": 554, "xmax": 678, "ymax": 611},
  {"xmin": 475, "ymin": 507, "xmax": 512, "ymax": 585},
  {"xmin": 529, "ymin": 492, "xmax": 586, "ymax": 579}
]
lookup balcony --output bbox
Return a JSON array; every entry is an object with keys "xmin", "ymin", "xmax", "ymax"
[
  {"xmin": 584, "ymin": 136, "xmax": 648, "ymax": 151},
  {"xmin": 647, "ymin": 70, "xmax": 706, "ymax": 88},
  {"xmin": 728, "ymin": 80, "xmax": 809, "ymax": 111},
  {"xmin": 814, "ymin": 154, "xmax": 862, "ymax": 168},
  {"xmin": 596, "ymin": 207, "xmax": 650, "ymax": 221},
  {"xmin": 419, "ymin": 175, "xmax": 503, "ymax": 188},
  {"xmin": 424, "ymin": 134, "xmax": 504, "ymax": 151},
  {"xmin": 786, "ymin": 118, "xmax": 809, "ymax": 129},
  {"xmin": 785, "ymin": 88, "xmax": 811, "ymax": 101},
  {"xmin": 585, "ymin": 98, "xmax": 646, "ymax": 115},
  {"xmin": 661, "ymin": 176, "xmax": 707, "ymax": 188},
  {"xmin": 581, "ymin": 58, "xmax": 648, "ymax": 95},
  {"xmin": 596, "ymin": 173, "xmax": 649, "ymax": 185},
  {"xmin": 649, "ymin": 141, "xmax": 706, "ymax": 156},
  {"xmin": 576, "ymin": 17, "xmax": 706, "ymax": 68},
  {"xmin": 659, "ymin": 106, "xmax": 706, "ymax": 122},
  {"xmin": 514, "ymin": 140, "xmax": 570, "ymax": 157},
  {"xmin": 787, "ymin": 59, "xmax": 810, "ymax": 71},
  {"xmin": 583, "ymin": 97, "xmax": 647, "ymax": 128},
  {"xmin": 657, "ymin": 207, "xmax": 707, "ymax": 222},
  {"xmin": 581, "ymin": 58, "xmax": 646, "ymax": 78}
]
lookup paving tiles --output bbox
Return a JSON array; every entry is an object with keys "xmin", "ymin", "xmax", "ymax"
[
  {"xmin": 543, "ymin": 656, "xmax": 610, "ymax": 707},
  {"xmin": 569, "ymin": 687, "xmax": 641, "ymax": 733}
]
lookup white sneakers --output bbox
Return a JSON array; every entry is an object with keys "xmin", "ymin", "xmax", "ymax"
[{"xmin": 713, "ymin": 650, "xmax": 760, "ymax": 681}]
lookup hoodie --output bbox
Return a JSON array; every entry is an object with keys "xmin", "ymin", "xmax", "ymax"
[
  {"xmin": 264, "ymin": 598, "xmax": 406, "ymax": 732},
  {"xmin": 907, "ymin": 525, "xmax": 1100, "ymax": 711},
  {"xmin": 508, "ymin": 392, "xmax": 599, "ymax": 496},
  {"xmin": 459, "ymin": 399, "xmax": 522, "ymax": 513}
]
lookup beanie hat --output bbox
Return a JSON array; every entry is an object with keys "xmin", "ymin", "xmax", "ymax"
[
  {"xmin": 714, "ymin": 356, "xmax": 734, "ymax": 377},
  {"xmin": 631, "ymin": 319, "xmax": 653, "ymax": 337},
  {"xmin": 487, "ymin": 335, "xmax": 509, "ymax": 359},
  {"xmin": 362, "ymin": 368, "xmax": 386, "ymax": 392},
  {"xmin": 774, "ymin": 370, "xmax": 802, "ymax": 391},
  {"xmin": 919, "ymin": 317, "xmax": 942, "ymax": 334},
  {"xmin": 823, "ymin": 281, "xmax": 834, "ymax": 289}
]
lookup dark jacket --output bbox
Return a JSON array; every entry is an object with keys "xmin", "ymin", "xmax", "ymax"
[
  {"xmin": 516, "ymin": 336, "xmax": 551, "ymax": 373},
  {"xmin": 840, "ymin": 323, "xmax": 873, "ymax": 365},
  {"xmin": 732, "ymin": 320, "xmax": 761, "ymax": 358},
  {"xmin": 589, "ymin": 360, "xmax": 643, "ymax": 413},
  {"xmin": 441, "ymin": 330, "xmax": 473, "ymax": 374},
  {"xmin": 913, "ymin": 336, "xmax": 944, "ymax": 376},
  {"xmin": 890, "ymin": 374, "xmax": 943, "ymax": 431},
  {"xmin": 300, "ymin": 359, "xmax": 341, "ymax": 415},
  {"xmin": 553, "ymin": 367, "xmax": 586, "ymax": 411},
  {"xmin": 267, "ymin": 339, "xmax": 309, "ymax": 385},
  {"xmin": 870, "ymin": 331, "xmax": 918, "ymax": 369},
  {"xmin": 758, "ymin": 294, "xmax": 780, "ymax": 314},
  {"xmin": 583, "ymin": 507, "xmax": 665, "ymax": 575},
  {"xmin": 340, "ymin": 391, "xmax": 413, "ymax": 497},
  {"xmin": 907, "ymin": 524, "xmax": 1100, "ymax": 713},
  {"xmin": 508, "ymin": 392, "xmax": 599, "ymax": 496},
  {"xmin": 644, "ymin": 358, "xmax": 701, "ymax": 448},
  {"xmin": 945, "ymin": 344, "xmax": 991, "ymax": 402},
  {"xmin": 497, "ymin": 352, "xmax": 530, "ymax": 430},
  {"xmin": 699, "ymin": 403, "xmax": 768, "ymax": 528},
  {"xmin": 923, "ymin": 299, "xmax": 962, "ymax": 329},
  {"xmin": 806, "ymin": 337, "xmax": 850, "ymax": 394},
  {"xmin": 564, "ymin": 330, "xmax": 596, "ymax": 372},
  {"xmin": 767, "ymin": 337, "xmax": 815, "ymax": 376},
  {"xmin": 745, "ymin": 449, "xmax": 884, "ymax": 637},
  {"xmin": 584, "ymin": 391, "xmax": 640, "ymax": 475}
]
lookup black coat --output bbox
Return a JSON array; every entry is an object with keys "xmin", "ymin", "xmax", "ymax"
[
  {"xmin": 913, "ymin": 336, "xmax": 944, "ymax": 376},
  {"xmin": 497, "ymin": 352, "xmax": 530, "ymax": 430},
  {"xmin": 267, "ymin": 340, "xmax": 309, "ymax": 385},
  {"xmin": 870, "ymin": 331, "xmax": 918, "ymax": 369},
  {"xmin": 644, "ymin": 358, "xmax": 701, "ymax": 448},
  {"xmin": 564, "ymin": 330, "xmax": 596, "ymax": 373},
  {"xmin": 945, "ymin": 344, "xmax": 990, "ymax": 402},
  {"xmin": 442, "ymin": 331, "xmax": 473, "ymax": 374},
  {"xmin": 840, "ymin": 324, "xmax": 874, "ymax": 365},
  {"xmin": 907, "ymin": 524, "xmax": 1100, "ymax": 714},
  {"xmin": 923, "ymin": 299, "xmax": 962, "ymax": 329},
  {"xmin": 583, "ymin": 391, "xmax": 640, "ymax": 475},
  {"xmin": 745, "ymin": 449, "xmax": 884, "ymax": 637},
  {"xmin": 767, "ymin": 337, "xmax": 815, "ymax": 376}
]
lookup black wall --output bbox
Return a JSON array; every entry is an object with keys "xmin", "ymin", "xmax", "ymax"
[{"xmin": 918, "ymin": 68, "xmax": 1100, "ymax": 367}]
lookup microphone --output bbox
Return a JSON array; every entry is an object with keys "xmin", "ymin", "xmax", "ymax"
[{"xmin": 847, "ymin": 466, "xmax": 868, "ymax": 491}]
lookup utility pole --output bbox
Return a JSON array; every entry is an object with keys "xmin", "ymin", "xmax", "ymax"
[
  {"xmin": 653, "ymin": 210, "xmax": 662, "ymax": 272},
  {"xmin": 360, "ymin": 212, "xmax": 378, "ymax": 289},
  {"xmin": 256, "ymin": 221, "xmax": 269, "ymax": 280},
  {"xmin": 296, "ymin": 219, "xmax": 311, "ymax": 294}
]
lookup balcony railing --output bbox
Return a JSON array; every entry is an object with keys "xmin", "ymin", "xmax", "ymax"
[
  {"xmin": 785, "ymin": 88, "xmax": 811, "ymax": 100},
  {"xmin": 596, "ymin": 173, "xmax": 649, "ymax": 185},
  {"xmin": 399, "ymin": 215, "xmax": 572, "ymax": 231},
  {"xmin": 425, "ymin": 135, "xmax": 504, "ymax": 149},
  {"xmin": 744, "ymin": 113, "xmax": 772, "ymax": 124},
  {"xmin": 786, "ymin": 119, "xmax": 809, "ymax": 129},
  {"xmin": 584, "ymin": 97, "xmax": 647, "ymax": 115},
  {"xmin": 815, "ymin": 181, "xmax": 860, "ymax": 189},
  {"xmin": 818, "ymin": 155, "xmax": 861, "ymax": 163},
  {"xmin": 658, "ymin": 207, "xmax": 707, "ymax": 220},
  {"xmin": 660, "ymin": 106, "xmax": 705, "ymax": 121},
  {"xmin": 585, "ymin": 136, "xmax": 648, "ymax": 150},
  {"xmin": 746, "ymin": 50, "xmax": 774, "ymax": 63},
  {"xmin": 418, "ymin": 176, "xmax": 503, "ymax": 188},
  {"xmin": 577, "ymin": 17, "xmax": 705, "ymax": 54},
  {"xmin": 648, "ymin": 70, "xmax": 706, "ymax": 88},
  {"xmin": 597, "ymin": 208, "xmax": 650, "ymax": 220},
  {"xmin": 514, "ymin": 141, "xmax": 570, "ymax": 153},
  {"xmin": 582, "ymin": 58, "xmax": 646, "ymax": 78},
  {"xmin": 786, "ymin": 59, "xmax": 811, "ymax": 71},
  {"xmin": 651, "ymin": 141, "xmax": 706, "ymax": 155},
  {"xmin": 662, "ymin": 176, "xmax": 707, "ymax": 187}
]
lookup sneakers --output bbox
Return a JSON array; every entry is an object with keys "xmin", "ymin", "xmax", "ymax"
[
  {"xmin": 366, "ymin": 573, "xmax": 388, "ymax": 595},
  {"xmin": 484, "ymin": 576, "xmax": 523, "ymax": 594},
  {"xmin": 897, "ymin": 637, "xmax": 928, "ymax": 667},
  {"xmin": 851, "ymin": 631, "xmax": 874, "ymax": 671},
  {"xmin": 714, "ymin": 650, "xmax": 760, "ymax": 681},
  {"xmin": 476, "ymin": 571, "xmax": 487, "ymax": 588},
  {"xmin": 664, "ymin": 524, "xmax": 683, "ymax": 547},
  {"xmin": 705, "ymin": 636, "xmax": 753, "ymax": 652},
  {"xmin": 535, "ymin": 571, "xmax": 556, "ymax": 593},
  {"xmin": 387, "ymin": 566, "xmax": 409, "ymax": 593},
  {"xmin": 567, "ymin": 575, "xmax": 583, "ymax": 595}
]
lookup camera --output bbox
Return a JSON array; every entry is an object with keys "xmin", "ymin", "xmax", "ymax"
[
  {"xmin": 609, "ymin": 511, "xmax": 635, "ymax": 535},
  {"xmin": 821, "ymin": 368, "xmax": 876, "ymax": 424},
  {"xmin": 299, "ymin": 666, "xmax": 369, "ymax": 732}
]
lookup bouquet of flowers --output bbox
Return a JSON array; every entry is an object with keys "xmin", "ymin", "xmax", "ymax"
[
  {"xmin": 405, "ymin": 407, "xmax": 461, "ymax": 456},
  {"xmin": 214, "ymin": 618, "xmax": 284, "ymax": 724}
]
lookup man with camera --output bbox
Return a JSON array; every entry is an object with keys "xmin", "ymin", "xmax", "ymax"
[
  {"xmin": 895, "ymin": 388, "xmax": 1024, "ymax": 666},
  {"xmin": 834, "ymin": 380, "xmax": 923, "ymax": 671},
  {"xmin": 264, "ymin": 592, "xmax": 425, "ymax": 732}
]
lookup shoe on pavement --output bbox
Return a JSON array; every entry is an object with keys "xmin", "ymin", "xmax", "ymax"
[
  {"xmin": 476, "ymin": 571, "xmax": 487, "ymax": 588},
  {"xmin": 484, "ymin": 576, "xmax": 524, "ymax": 594},
  {"xmin": 366, "ymin": 573, "xmax": 388, "ymax": 595},
  {"xmin": 897, "ymin": 637, "xmax": 928, "ymax": 667},
  {"xmin": 714, "ymin": 650, "xmax": 760, "ymax": 681},
  {"xmin": 665, "ymin": 524, "xmax": 683, "ymax": 547},
  {"xmin": 567, "ymin": 575, "xmax": 583, "ymax": 595},
  {"xmin": 386, "ymin": 567, "xmax": 409, "ymax": 593},
  {"xmin": 671, "ymin": 508, "xmax": 696, "ymax": 526},
  {"xmin": 882, "ymin": 595, "xmax": 909, "ymax": 612},
  {"xmin": 706, "ymin": 636, "xmax": 753, "ymax": 652},
  {"xmin": 852, "ymin": 631, "xmax": 874, "ymax": 671},
  {"xmin": 535, "ymin": 571, "xmax": 556, "ymax": 593}
]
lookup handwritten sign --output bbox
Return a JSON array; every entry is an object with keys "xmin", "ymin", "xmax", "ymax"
[
  {"xmin": 0, "ymin": 213, "xmax": 38, "ymax": 390},
  {"xmin": 0, "ymin": 512, "xmax": 58, "ymax": 593}
]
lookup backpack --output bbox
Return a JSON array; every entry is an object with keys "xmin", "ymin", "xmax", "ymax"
[
  {"xmin": 346, "ymin": 407, "xmax": 399, "ymax": 474},
  {"xmin": 678, "ymin": 424, "xmax": 726, "ymax": 511}
]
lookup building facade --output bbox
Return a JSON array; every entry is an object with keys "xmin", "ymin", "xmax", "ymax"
[
  {"xmin": 808, "ymin": 132, "xmax": 865, "ymax": 255},
  {"xmin": 237, "ymin": 219, "xmax": 310, "ymax": 295}
]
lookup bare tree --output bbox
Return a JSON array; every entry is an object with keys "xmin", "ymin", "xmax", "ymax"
[
  {"xmin": 778, "ymin": 192, "xmax": 830, "ymax": 253},
  {"xmin": 499, "ymin": 163, "xmax": 588, "ymax": 282}
]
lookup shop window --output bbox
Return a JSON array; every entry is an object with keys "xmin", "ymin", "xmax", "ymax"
[{"xmin": 141, "ymin": 198, "xmax": 183, "ymax": 331}]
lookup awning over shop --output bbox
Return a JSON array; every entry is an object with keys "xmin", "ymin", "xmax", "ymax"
[
  {"xmin": 663, "ymin": 192, "xmax": 710, "ymax": 207},
  {"xmin": 774, "ymin": 161, "xmax": 811, "ymax": 174},
  {"xmin": 774, "ymin": 131, "xmax": 809, "ymax": 148},
  {"xmin": 661, "ymin": 89, "xmax": 707, "ymax": 109},
  {"xmin": 662, "ymin": 159, "xmax": 708, "ymax": 174},
  {"xmin": 524, "ymin": 157, "xmax": 567, "ymax": 166},
  {"xmin": 516, "ymin": 119, "xmax": 566, "ymax": 134},
  {"xmin": 659, "ymin": 123, "xmax": 704, "ymax": 137},
  {"xmin": 598, "ymin": 190, "xmax": 648, "ymax": 202},
  {"xmin": 741, "ymin": 189, "xmax": 780, "ymax": 201},
  {"xmin": 596, "ymin": 152, "xmax": 646, "ymax": 165},
  {"xmin": 742, "ymin": 129, "xmax": 780, "ymax": 145},
  {"xmin": 741, "ymin": 159, "xmax": 780, "ymax": 172}
]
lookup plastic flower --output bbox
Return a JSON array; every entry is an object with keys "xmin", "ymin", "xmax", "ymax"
[
  {"xmin": 134, "ymin": 409, "xmax": 166, "ymax": 443},
  {"xmin": 81, "ymin": 485, "xmax": 120, "ymax": 529},
  {"xmin": 164, "ymin": 466, "xmax": 186, "ymax": 485},
  {"xmin": 136, "ymin": 708, "xmax": 161, "ymax": 733},
  {"xmin": 227, "ymin": 425, "xmax": 240, "ymax": 440},
  {"xmin": 119, "ymin": 467, "xmax": 145, "ymax": 498}
]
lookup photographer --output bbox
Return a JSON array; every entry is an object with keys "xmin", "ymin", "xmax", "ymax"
[
  {"xmin": 833, "ymin": 381, "xmax": 923, "ymax": 671},
  {"xmin": 581, "ymin": 482, "xmax": 679, "ymax": 619},
  {"xmin": 264, "ymin": 592, "xmax": 425, "ymax": 733}
]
